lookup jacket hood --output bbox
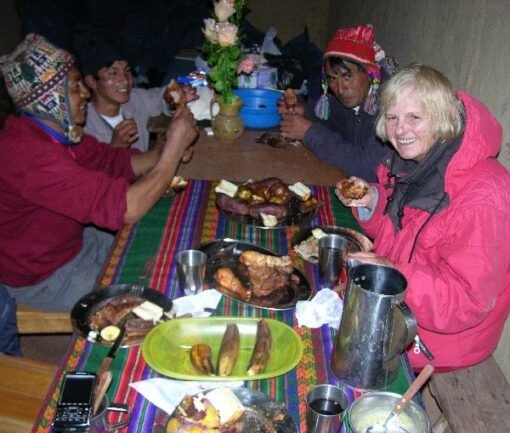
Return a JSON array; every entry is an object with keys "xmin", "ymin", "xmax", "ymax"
[{"xmin": 446, "ymin": 91, "xmax": 502, "ymax": 185}]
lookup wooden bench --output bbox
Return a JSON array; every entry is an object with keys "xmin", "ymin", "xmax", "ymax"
[
  {"xmin": 0, "ymin": 355, "xmax": 57, "ymax": 433},
  {"xmin": 428, "ymin": 356, "xmax": 510, "ymax": 432},
  {"xmin": 16, "ymin": 304, "xmax": 72, "ymax": 334}
]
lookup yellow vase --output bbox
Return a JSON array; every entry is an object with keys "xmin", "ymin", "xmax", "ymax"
[{"xmin": 210, "ymin": 97, "xmax": 244, "ymax": 141}]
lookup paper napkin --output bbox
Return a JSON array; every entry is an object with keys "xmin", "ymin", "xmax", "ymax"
[
  {"xmin": 130, "ymin": 378, "xmax": 244, "ymax": 415},
  {"xmin": 171, "ymin": 289, "xmax": 223, "ymax": 318},
  {"xmin": 295, "ymin": 288, "xmax": 343, "ymax": 329}
]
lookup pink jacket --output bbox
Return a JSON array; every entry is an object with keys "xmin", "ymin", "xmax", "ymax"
[
  {"xmin": 0, "ymin": 116, "xmax": 139, "ymax": 287},
  {"xmin": 356, "ymin": 91, "xmax": 510, "ymax": 370}
]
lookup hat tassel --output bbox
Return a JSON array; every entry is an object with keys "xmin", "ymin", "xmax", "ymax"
[{"xmin": 314, "ymin": 74, "xmax": 330, "ymax": 120}]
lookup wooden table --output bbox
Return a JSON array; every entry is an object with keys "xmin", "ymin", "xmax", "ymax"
[
  {"xmin": 149, "ymin": 116, "xmax": 345, "ymax": 185},
  {"xmin": 32, "ymin": 180, "xmax": 413, "ymax": 433}
]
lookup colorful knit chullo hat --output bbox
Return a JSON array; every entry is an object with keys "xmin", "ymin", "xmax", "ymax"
[
  {"xmin": 0, "ymin": 33, "xmax": 83, "ymax": 143},
  {"xmin": 315, "ymin": 24, "xmax": 384, "ymax": 119}
]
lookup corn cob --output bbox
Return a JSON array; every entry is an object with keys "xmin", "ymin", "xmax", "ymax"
[{"xmin": 247, "ymin": 319, "xmax": 272, "ymax": 376}]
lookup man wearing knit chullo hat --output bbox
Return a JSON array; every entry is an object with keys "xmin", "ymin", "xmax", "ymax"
[
  {"xmin": 0, "ymin": 34, "xmax": 197, "ymax": 313},
  {"xmin": 279, "ymin": 24, "xmax": 398, "ymax": 182}
]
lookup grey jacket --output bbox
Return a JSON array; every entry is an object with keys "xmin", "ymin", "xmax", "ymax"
[{"xmin": 84, "ymin": 87, "xmax": 166, "ymax": 151}]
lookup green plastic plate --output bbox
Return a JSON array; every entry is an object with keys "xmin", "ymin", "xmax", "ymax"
[{"xmin": 142, "ymin": 317, "xmax": 303, "ymax": 381}]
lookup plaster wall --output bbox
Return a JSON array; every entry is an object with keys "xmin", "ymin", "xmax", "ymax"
[{"xmin": 246, "ymin": 0, "xmax": 331, "ymax": 50}]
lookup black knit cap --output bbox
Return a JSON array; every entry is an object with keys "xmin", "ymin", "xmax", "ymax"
[{"xmin": 73, "ymin": 23, "xmax": 126, "ymax": 76}]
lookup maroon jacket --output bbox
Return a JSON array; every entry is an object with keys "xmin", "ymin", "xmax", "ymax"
[{"xmin": 0, "ymin": 116, "xmax": 139, "ymax": 286}]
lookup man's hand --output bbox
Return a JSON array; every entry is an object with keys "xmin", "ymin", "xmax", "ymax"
[
  {"xmin": 182, "ymin": 84, "xmax": 198, "ymax": 104},
  {"xmin": 279, "ymin": 112, "xmax": 312, "ymax": 140},
  {"xmin": 111, "ymin": 118, "xmax": 139, "ymax": 148},
  {"xmin": 162, "ymin": 106, "xmax": 198, "ymax": 161},
  {"xmin": 277, "ymin": 97, "xmax": 305, "ymax": 115}
]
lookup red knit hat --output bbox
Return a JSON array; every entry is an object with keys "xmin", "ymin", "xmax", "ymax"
[{"xmin": 324, "ymin": 24, "xmax": 377, "ymax": 68}]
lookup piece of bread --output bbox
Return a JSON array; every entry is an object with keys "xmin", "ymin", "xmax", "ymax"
[
  {"xmin": 205, "ymin": 387, "xmax": 245, "ymax": 426},
  {"xmin": 340, "ymin": 179, "xmax": 368, "ymax": 199}
]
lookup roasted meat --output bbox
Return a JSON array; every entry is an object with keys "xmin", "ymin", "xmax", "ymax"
[
  {"xmin": 89, "ymin": 295, "xmax": 143, "ymax": 331},
  {"xmin": 340, "ymin": 178, "xmax": 368, "ymax": 199}
]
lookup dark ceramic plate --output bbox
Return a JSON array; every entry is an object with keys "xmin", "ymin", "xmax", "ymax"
[
  {"xmin": 199, "ymin": 239, "xmax": 311, "ymax": 310},
  {"xmin": 291, "ymin": 226, "xmax": 373, "ymax": 264},
  {"xmin": 71, "ymin": 284, "xmax": 173, "ymax": 347},
  {"xmin": 153, "ymin": 388, "xmax": 297, "ymax": 433}
]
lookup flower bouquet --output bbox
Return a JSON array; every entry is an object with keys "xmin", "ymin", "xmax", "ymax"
[{"xmin": 202, "ymin": 0, "xmax": 248, "ymax": 104}]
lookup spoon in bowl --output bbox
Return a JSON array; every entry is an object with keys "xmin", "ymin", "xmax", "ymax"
[{"xmin": 367, "ymin": 364, "xmax": 435, "ymax": 433}]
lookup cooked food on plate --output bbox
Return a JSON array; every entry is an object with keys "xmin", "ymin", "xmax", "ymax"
[
  {"xmin": 217, "ymin": 324, "xmax": 241, "ymax": 377},
  {"xmin": 340, "ymin": 178, "xmax": 368, "ymax": 199},
  {"xmin": 189, "ymin": 320, "xmax": 272, "ymax": 377},
  {"xmin": 213, "ymin": 250, "xmax": 298, "ymax": 303},
  {"xmin": 190, "ymin": 343, "xmax": 215, "ymax": 375},
  {"xmin": 247, "ymin": 319, "xmax": 272, "ymax": 376},
  {"xmin": 166, "ymin": 387, "xmax": 245, "ymax": 433},
  {"xmin": 215, "ymin": 177, "xmax": 318, "ymax": 227},
  {"xmin": 88, "ymin": 294, "xmax": 164, "ymax": 343},
  {"xmin": 293, "ymin": 227, "xmax": 374, "ymax": 264}
]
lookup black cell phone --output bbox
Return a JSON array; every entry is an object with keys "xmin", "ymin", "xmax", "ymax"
[{"xmin": 52, "ymin": 371, "xmax": 97, "ymax": 432}]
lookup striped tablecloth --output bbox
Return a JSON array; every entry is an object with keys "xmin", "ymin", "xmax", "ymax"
[{"xmin": 33, "ymin": 180, "xmax": 413, "ymax": 433}]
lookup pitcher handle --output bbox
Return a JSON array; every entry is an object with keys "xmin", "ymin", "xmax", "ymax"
[
  {"xmin": 105, "ymin": 403, "xmax": 130, "ymax": 431},
  {"xmin": 395, "ymin": 302, "xmax": 417, "ymax": 350},
  {"xmin": 210, "ymin": 98, "xmax": 218, "ymax": 121}
]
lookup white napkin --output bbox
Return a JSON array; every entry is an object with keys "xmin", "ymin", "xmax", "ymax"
[
  {"xmin": 171, "ymin": 289, "xmax": 223, "ymax": 317},
  {"xmin": 130, "ymin": 378, "xmax": 244, "ymax": 415},
  {"xmin": 187, "ymin": 86, "xmax": 218, "ymax": 121},
  {"xmin": 295, "ymin": 289, "xmax": 343, "ymax": 329}
]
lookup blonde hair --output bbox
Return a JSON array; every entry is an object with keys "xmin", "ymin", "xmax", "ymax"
[{"xmin": 375, "ymin": 64, "xmax": 464, "ymax": 142}]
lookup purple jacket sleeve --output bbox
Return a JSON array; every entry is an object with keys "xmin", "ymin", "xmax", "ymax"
[{"xmin": 303, "ymin": 95, "xmax": 391, "ymax": 182}]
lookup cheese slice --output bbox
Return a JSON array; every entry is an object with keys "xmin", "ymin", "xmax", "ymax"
[
  {"xmin": 215, "ymin": 179, "xmax": 239, "ymax": 198},
  {"xmin": 132, "ymin": 301, "xmax": 164, "ymax": 322},
  {"xmin": 288, "ymin": 181, "xmax": 311, "ymax": 201},
  {"xmin": 311, "ymin": 228, "xmax": 327, "ymax": 239},
  {"xmin": 260, "ymin": 212, "xmax": 278, "ymax": 227}
]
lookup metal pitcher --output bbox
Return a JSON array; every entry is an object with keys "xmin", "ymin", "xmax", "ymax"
[{"xmin": 331, "ymin": 263, "xmax": 417, "ymax": 390}]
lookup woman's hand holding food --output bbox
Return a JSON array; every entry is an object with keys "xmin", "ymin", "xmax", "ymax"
[{"xmin": 335, "ymin": 176, "xmax": 377, "ymax": 209}]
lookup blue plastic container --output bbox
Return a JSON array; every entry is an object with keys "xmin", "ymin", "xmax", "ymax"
[{"xmin": 233, "ymin": 89, "xmax": 282, "ymax": 129}]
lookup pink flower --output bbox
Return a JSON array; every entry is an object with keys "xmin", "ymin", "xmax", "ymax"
[
  {"xmin": 237, "ymin": 56, "xmax": 258, "ymax": 75},
  {"xmin": 203, "ymin": 18, "xmax": 218, "ymax": 44},
  {"xmin": 214, "ymin": 0, "xmax": 235, "ymax": 22},
  {"xmin": 216, "ymin": 22, "xmax": 238, "ymax": 47}
]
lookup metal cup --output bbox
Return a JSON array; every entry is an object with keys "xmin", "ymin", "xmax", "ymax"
[
  {"xmin": 175, "ymin": 250, "xmax": 207, "ymax": 296},
  {"xmin": 318, "ymin": 234, "xmax": 349, "ymax": 289},
  {"xmin": 306, "ymin": 384, "xmax": 349, "ymax": 433}
]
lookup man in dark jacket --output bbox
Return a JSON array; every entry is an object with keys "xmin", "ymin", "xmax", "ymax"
[{"xmin": 280, "ymin": 25, "xmax": 396, "ymax": 182}]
